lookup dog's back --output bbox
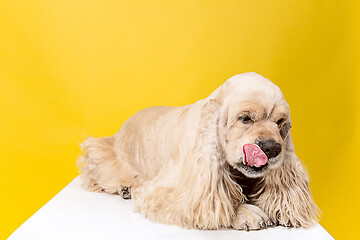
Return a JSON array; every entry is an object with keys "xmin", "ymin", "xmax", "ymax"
[{"xmin": 78, "ymin": 104, "xmax": 198, "ymax": 196}]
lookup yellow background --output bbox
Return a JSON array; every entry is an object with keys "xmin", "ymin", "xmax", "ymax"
[{"xmin": 1, "ymin": 1, "xmax": 359, "ymax": 239}]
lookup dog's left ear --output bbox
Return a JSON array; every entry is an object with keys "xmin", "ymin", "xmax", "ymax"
[{"xmin": 253, "ymin": 118, "xmax": 320, "ymax": 227}]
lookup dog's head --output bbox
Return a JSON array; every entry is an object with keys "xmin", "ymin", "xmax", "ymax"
[{"xmin": 208, "ymin": 73, "xmax": 292, "ymax": 178}]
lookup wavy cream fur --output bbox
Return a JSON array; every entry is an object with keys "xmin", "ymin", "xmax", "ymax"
[
  {"xmin": 251, "ymin": 134, "xmax": 320, "ymax": 227},
  {"xmin": 78, "ymin": 72, "xmax": 319, "ymax": 230}
]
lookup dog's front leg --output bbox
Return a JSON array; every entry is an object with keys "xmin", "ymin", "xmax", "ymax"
[{"xmin": 231, "ymin": 203, "xmax": 273, "ymax": 231}]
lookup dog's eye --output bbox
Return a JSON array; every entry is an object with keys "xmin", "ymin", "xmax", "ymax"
[
  {"xmin": 276, "ymin": 118, "xmax": 285, "ymax": 127},
  {"xmin": 240, "ymin": 116, "xmax": 253, "ymax": 124}
]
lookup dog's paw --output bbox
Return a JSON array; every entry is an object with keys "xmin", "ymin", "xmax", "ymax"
[
  {"xmin": 276, "ymin": 216, "xmax": 303, "ymax": 228},
  {"xmin": 120, "ymin": 186, "xmax": 131, "ymax": 199},
  {"xmin": 231, "ymin": 204, "xmax": 273, "ymax": 231}
]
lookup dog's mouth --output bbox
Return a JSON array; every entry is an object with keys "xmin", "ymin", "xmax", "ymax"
[
  {"xmin": 233, "ymin": 143, "xmax": 283, "ymax": 177},
  {"xmin": 236, "ymin": 143, "xmax": 269, "ymax": 177},
  {"xmin": 237, "ymin": 158, "xmax": 268, "ymax": 176},
  {"xmin": 243, "ymin": 143, "xmax": 268, "ymax": 166}
]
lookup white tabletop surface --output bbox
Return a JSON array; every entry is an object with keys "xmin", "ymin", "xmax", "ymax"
[{"xmin": 9, "ymin": 176, "xmax": 334, "ymax": 240}]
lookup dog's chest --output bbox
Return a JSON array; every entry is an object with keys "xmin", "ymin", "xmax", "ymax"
[{"xmin": 229, "ymin": 167, "xmax": 263, "ymax": 203}]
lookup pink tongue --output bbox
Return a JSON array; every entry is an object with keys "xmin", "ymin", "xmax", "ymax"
[{"xmin": 243, "ymin": 144, "xmax": 268, "ymax": 167}]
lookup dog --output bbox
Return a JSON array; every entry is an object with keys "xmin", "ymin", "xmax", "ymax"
[{"xmin": 78, "ymin": 72, "xmax": 319, "ymax": 230}]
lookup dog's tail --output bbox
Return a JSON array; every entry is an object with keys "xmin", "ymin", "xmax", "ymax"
[{"xmin": 77, "ymin": 136, "xmax": 117, "ymax": 193}]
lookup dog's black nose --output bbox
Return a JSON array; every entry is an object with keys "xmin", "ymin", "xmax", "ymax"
[{"xmin": 258, "ymin": 139, "xmax": 282, "ymax": 159}]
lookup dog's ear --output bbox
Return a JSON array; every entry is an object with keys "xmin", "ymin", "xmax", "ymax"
[
  {"xmin": 173, "ymin": 98, "xmax": 244, "ymax": 229},
  {"xmin": 253, "ymin": 124, "xmax": 320, "ymax": 227}
]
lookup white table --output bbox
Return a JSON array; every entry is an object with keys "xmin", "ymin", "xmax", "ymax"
[{"xmin": 9, "ymin": 176, "xmax": 334, "ymax": 240}]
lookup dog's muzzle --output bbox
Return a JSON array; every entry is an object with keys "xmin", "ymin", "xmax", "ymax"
[{"xmin": 237, "ymin": 139, "xmax": 282, "ymax": 178}]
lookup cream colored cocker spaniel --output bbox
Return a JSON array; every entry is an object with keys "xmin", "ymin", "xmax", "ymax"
[{"xmin": 78, "ymin": 73, "xmax": 319, "ymax": 230}]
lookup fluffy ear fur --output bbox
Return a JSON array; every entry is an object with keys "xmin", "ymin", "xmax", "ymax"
[
  {"xmin": 173, "ymin": 99, "xmax": 245, "ymax": 229},
  {"xmin": 251, "ymin": 129, "xmax": 320, "ymax": 227}
]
